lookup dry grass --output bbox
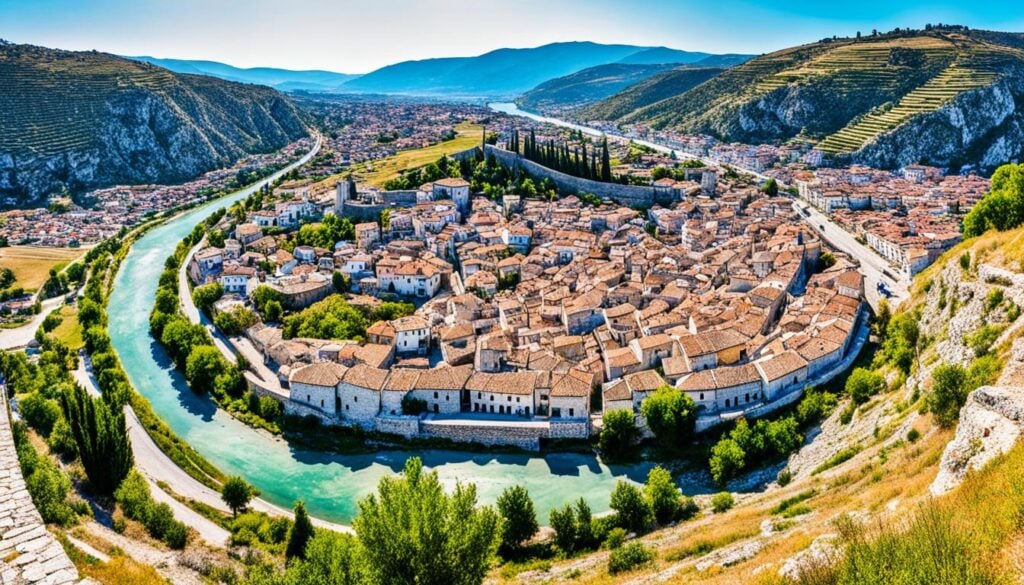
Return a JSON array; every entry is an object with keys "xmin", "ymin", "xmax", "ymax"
[
  {"xmin": 311, "ymin": 122, "xmax": 483, "ymax": 194},
  {"xmin": 50, "ymin": 305, "xmax": 83, "ymax": 350},
  {"xmin": 0, "ymin": 246, "xmax": 84, "ymax": 290},
  {"xmin": 76, "ymin": 556, "xmax": 166, "ymax": 585}
]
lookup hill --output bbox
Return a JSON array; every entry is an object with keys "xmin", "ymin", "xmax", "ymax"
[
  {"xmin": 587, "ymin": 28, "xmax": 1024, "ymax": 172},
  {"xmin": 341, "ymin": 41, "xmax": 744, "ymax": 97},
  {"xmin": 0, "ymin": 42, "xmax": 309, "ymax": 208},
  {"xmin": 577, "ymin": 66, "xmax": 727, "ymax": 120},
  {"xmin": 615, "ymin": 46, "xmax": 753, "ymax": 67},
  {"xmin": 516, "ymin": 62, "xmax": 682, "ymax": 111},
  {"xmin": 128, "ymin": 56, "xmax": 361, "ymax": 91}
]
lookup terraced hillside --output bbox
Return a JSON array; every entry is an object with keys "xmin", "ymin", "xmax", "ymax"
[
  {"xmin": 0, "ymin": 41, "xmax": 309, "ymax": 208},
  {"xmin": 577, "ymin": 66, "xmax": 727, "ymax": 121},
  {"xmin": 587, "ymin": 29, "xmax": 1024, "ymax": 170},
  {"xmin": 517, "ymin": 62, "xmax": 681, "ymax": 112}
]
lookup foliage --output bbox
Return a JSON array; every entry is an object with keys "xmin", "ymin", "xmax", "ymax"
[
  {"xmin": 599, "ymin": 409, "xmax": 639, "ymax": 460},
  {"xmin": 610, "ymin": 481, "xmax": 652, "ymax": 534},
  {"xmin": 17, "ymin": 391, "xmax": 62, "ymax": 436},
  {"xmin": 354, "ymin": 457, "xmax": 501, "ymax": 585},
  {"xmin": 253, "ymin": 285, "xmax": 285, "ymax": 317},
  {"xmin": 222, "ymin": 475, "xmax": 256, "ymax": 516},
  {"xmin": 640, "ymin": 385, "xmax": 697, "ymax": 450},
  {"xmin": 644, "ymin": 466, "xmax": 684, "ymax": 525},
  {"xmin": 185, "ymin": 345, "xmax": 226, "ymax": 394},
  {"xmin": 965, "ymin": 324, "xmax": 1004, "ymax": 357},
  {"xmin": 845, "ymin": 368, "xmax": 886, "ymax": 404},
  {"xmin": 13, "ymin": 424, "xmax": 77, "ymax": 527},
  {"xmin": 818, "ymin": 251, "xmax": 836, "ymax": 271},
  {"xmin": 496, "ymin": 485, "xmax": 539, "ymax": 552},
  {"xmin": 60, "ymin": 384, "xmax": 133, "ymax": 496},
  {"xmin": 709, "ymin": 438, "xmax": 746, "ymax": 486},
  {"xmin": 928, "ymin": 362, "xmax": 970, "ymax": 428},
  {"xmin": 878, "ymin": 309, "xmax": 920, "ymax": 373},
  {"xmin": 214, "ymin": 306, "xmax": 260, "ymax": 335},
  {"xmin": 962, "ymin": 163, "xmax": 1024, "ymax": 237},
  {"xmin": 711, "ymin": 492, "xmax": 735, "ymax": 513},
  {"xmin": 608, "ymin": 542, "xmax": 653, "ymax": 575},
  {"xmin": 192, "ymin": 282, "xmax": 224, "ymax": 314},
  {"xmin": 294, "ymin": 214, "xmax": 355, "ymax": 249},
  {"xmin": 283, "ymin": 295, "xmax": 370, "ymax": 341},
  {"xmin": 286, "ymin": 501, "xmax": 316, "ymax": 560},
  {"xmin": 400, "ymin": 395, "xmax": 428, "ymax": 416}
]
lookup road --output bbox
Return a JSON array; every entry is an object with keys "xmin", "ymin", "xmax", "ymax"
[
  {"xmin": 791, "ymin": 200, "xmax": 910, "ymax": 311},
  {"xmin": 0, "ymin": 295, "xmax": 65, "ymax": 350}
]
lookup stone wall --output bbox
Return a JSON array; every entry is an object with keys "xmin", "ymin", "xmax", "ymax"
[
  {"xmin": 0, "ymin": 404, "xmax": 81, "ymax": 584},
  {"xmin": 483, "ymin": 145, "xmax": 666, "ymax": 208},
  {"xmin": 374, "ymin": 415, "xmax": 420, "ymax": 438},
  {"xmin": 548, "ymin": 420, "xmax": 590, "ymax": 439},
  {"xmin": 419, "ymin": 419, "xmax": 544, "ymax": 450}
]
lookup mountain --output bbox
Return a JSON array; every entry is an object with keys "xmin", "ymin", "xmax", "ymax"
[
  {"xmin": 614, "ymin": 46, "xmax": 711, "ymax": 64},
  {"xmin": 587, "ymin": 28, "xmax": 1024, "ymax": 171},
  {"xmin": 0, "ymin": 42, "xmax": 309, "ymax": 208},
  {"xmin": 341, "ymin": 41, "xmax": 744, "ymax": 97},
  {"xmin": 577, "ymin": 66, "xmax": 727, "ymax": 120},
  {"xmin": 128, "ymin": 56, "xmax": 361, "ymax": 92},
  {"xmin": 517, "ymin": 62, "xmax": 683, "ymax": 111}
]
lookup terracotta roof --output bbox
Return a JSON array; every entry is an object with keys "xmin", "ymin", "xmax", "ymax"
[
  {"xmin": 755, "ymin": 351, "xmax": 808, "ymax": 381},
  {"xmin": 623, "ymin": 369, "xmax": 666, "ymax": 393},
  {"xmin": 416, "ymin": 364, "xmax": 473, "ymax": 391},
  {"xmin": 466, "ymin": 371, "xmax": 538, "ymax": 395},
  {"xmin": 342, "ymin": 364, "xmax": 388, "ymax": 391},
  {"xmin": 290, "ymin": 361, "xmax": 348, "ymax": 387}
]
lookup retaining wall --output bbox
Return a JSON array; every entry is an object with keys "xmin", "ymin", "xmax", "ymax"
[
  {"xmin": 0, "ymin": 403, "xmax": 81, "ymax": 584},
  {"xmin": 419, "ymin": 419, "xmax": 544, "ymax": 450}
]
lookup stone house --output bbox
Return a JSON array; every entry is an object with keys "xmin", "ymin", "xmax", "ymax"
[
  {"xmin": 219, "ymin": 264, "xmax": 258, "ymax": 296},
  {"xmin": 336, "ymin": 365, "xmax": 387, "ymax": 426},
  {"xmin": 392, "ymin": 315, "xmax": 431, "ymax": 355},
  {"xmin": 289, "ymin": 361, "xmax": 348, "ymax": 415},
  {"xmin": 754, "ymin": 351, "xmax": 809, "ymax": 401},
  {"xmin": 466, "ymin": 371, "xmax": 537, "ymax": 416}
]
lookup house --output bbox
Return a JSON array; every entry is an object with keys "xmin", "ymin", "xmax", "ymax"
[
  {"xmin": 466, "ymin": 371, "xmax": 538, "ymax": 416},
  {"xmin": 268, "ymin": 273, "xmax": 333, "ymax": 309},
  {"xmin": 547, "ymin": 370, "xmax": 591, "ymax": 420},
  {"xmin": 336, "ymin": 365, "xmax": 387, "ymax": 426},
  {"xmin": 678, "ymin": 328, "xmax": 748, "ymax": 370},
  {"xmin": 754, "ymin": 351, "xmax": 809, "ymax": 401},
  {"xmin": 219, "ymin": 264, "xmax": 258, "ymax": 296},
  {"xmin": 355, "ymin": 222, "xmax": 380, "ymax": 251},
  {"xmin": 433, "ymin": 178, "xmax": 471, "ymax": 214},
  {"xmin": 628, "ymin": 333, "xmax": 675, "ymax": 369},
  {"xmin": 602, "ymin": 370, "xmax": 667, "ymax": 416},
  {"xmin": 409, "ymin": 365, "xmax": 472, "ymax": 414},
  {"xmin": 378, "ymin": 259, "xmax": 442, "ymax": 298},
  {"xmin": 294, "ymin": 246, "xmax": 317, "ymax": 264},
  {"xmin": 188, "ymin": 247, "xmax": 224, "ymax": 284},
  {"xmin": 289, "ymin": 361, "xmax": 348, "ymax": 415},
  {"xmin": 392, "ymin": 315, "xmax": 431, "ymax": 355},
  {"xmin": 502, "ymin": 225, "xmax": 532, "ymax": 253},
  {"xmin": 234, "ymin": 223, "xmax": 263, "ymax": 245}
]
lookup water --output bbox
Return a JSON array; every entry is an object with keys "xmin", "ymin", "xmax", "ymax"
[{"xmin": 108, "ymin": 146, "xmax": 654, "ymax": 525}]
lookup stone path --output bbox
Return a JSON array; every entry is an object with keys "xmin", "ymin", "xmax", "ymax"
[{"xmin": 0, "ymin": 403, "xmax": 82, "ymax": 584}]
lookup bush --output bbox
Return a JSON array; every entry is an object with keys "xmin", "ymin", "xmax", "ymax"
[
  {"xmin": 47, "ymin": 417, "xmax": 78, "ymax": 458},
  {"xmin": 845, "ymin": 368, "xmax": 886, "ymax": 404},
  {"xmin": 400, "ymin": 394, "xmax": 427, "ymax": 415},
  {"xmin": 711, "ymin": 492, "xmax": 735, "ymax": 513},
  {"xmin": 928, "ymin": 362, "xmax": 969, "ymax": 428},
  {"xmin": 777, "ymin": 468, "xmax": 793, "ymax": 487},
  {"xmin": 496, "ymin": 485, "xmax": 538, "ymax": 552},
  {"xmin": 26, "ymin": 457, "xmax": 77, "ymax": 526},
  {"xmin": 907, "ymin": 428, "xmax": 921, "ymax": 443},
  {"xmin": 610, "ymin": 481, "xmax": 652, "ymax": 534},
  {"xmin": 608, "ymin": 542, "xmax": 653, "ymax": 574},
  {"xmin": 18, "ymin": 392, "xmax": 62, "ymax": 436},
  {"xmin": 959, "ymin": 251, "xmax": 971, "ymax": 271},
  {"xmin": 965, "ymin": 325, "xmax": 1003, "ymax": 357},
  {"xmin": 640, "ymin": 385, "xmax": 696, "ymax": 449},
  {"xmin": 599, "ymin": 410, "xmax": 639, "ymax": 460},
  {"xmin": 709, "ymin": 438, "xmax": 745, "ymax": 485},
  {"xmin": 644, "ymin": 466, "xmax": 683, "ymax": 525}
]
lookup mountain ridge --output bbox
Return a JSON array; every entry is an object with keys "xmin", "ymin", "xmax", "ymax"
[{"xmin": 127, "ymin": 56, "xmax": 362, "ymax": 91}]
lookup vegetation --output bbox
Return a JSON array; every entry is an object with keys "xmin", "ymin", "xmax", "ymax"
[
  {"xmin": 283, "ymin": 295, "xmax": 414, "ymax": 341},
  {"xmin": 711, "ymin": 491, "xmax": 735, "ymax": 513},
  {"xmin": 12, "ymin": 422, "xmax": 81, "ymax": 527},
  {"xmin": 608, "ymin": 541, "xmax": 653, "ymax": 575},
  {"xmin": 114, "ymin": 470, "xmax": 188, "ymax": 549},
  {"xmin": 640, "ymin": 385, "xmax": 697, "ymax": 450},
  {"xmin": 60, "ymin": 383, "xmax": 133, "ymax": 496},
  {"xmin": 222, "ymin": 475, "xmax": 257, "ymax": 517},
  {"xmin": 496, "ymin": 485, "xmax": 539, "ymax": 553},
  {"xmin": 598, "ymin": 409, "xmax": 639, "ymax": 459},
  {"xmin": 0, "ymin": 246, "xmax": 83, "ymax": 291},
  {"xmin": 963, "ymin": 163, "xmax": 1024, "ymax": 237}
]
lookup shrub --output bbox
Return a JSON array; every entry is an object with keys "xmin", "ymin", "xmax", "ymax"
[
  {"xmin": 709, "ymin": 438, "xmax": 745, "ymax": 485},
  {"xmin": 928, "ymin": 362, "xmax": 969, "ymax": 427},
  {"xmin": 550, "ymin": 504, "xmax": 578, "ymax": 553},
  {"xmin": 610, "ymin": 481, "xmax": 652, "ymax": 534},
  {"xmin": 907, "ymin": 428, "xmax": 921, "ymax": 443},
  {"xmin": 496, "ymin": 485, "xmax": 538, "ymax": 552},
  {"xmin": 965, "ymin": 325, "xmax": 1003, "ymax": 357},
  {"xmin": 18, "ymin": 392, "xmax": 62, "ymax": 436},
  {"xmin": 400, "ymin": 394, "xmax": 427, "ymax": 415},
  {"xmin": 640, "ymin": 385, "xmax": 697, "ymax": 449},
  {"xmin": 711, "ymin": 492, "xmax": 734, "ymax": 513},
  {"xmin": 777, "ymin": 468, "xmax": 793, "ymax": 487},
  {"xmin": 604, "ymin": 527, "xmax": 628, "ymax": 550},
  {"xmin": 644, "ymin": 466, "xmax": 683, "ymax": 525},
  {"xmin": 845, "ymin": 368, "xmax": 886, "ymax": 404},
  {"xmin": 959, "ymin": 251, "xmax": 971, "ymax": 271},
  {"xmin": 26, "ymin": 457, "xmax": 77, "ymax": 526},
  {"xmin": 608, "ymin": 542, "xmax": 653, "ymax": 574},
  {"xmin": 47, "ymin": 417, "xmax": 78, "ymax": 458}
]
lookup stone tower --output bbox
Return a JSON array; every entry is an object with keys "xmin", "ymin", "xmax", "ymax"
[{"xmin": 336, "ymin": 176, "xmax": 356, "ymax": 215}]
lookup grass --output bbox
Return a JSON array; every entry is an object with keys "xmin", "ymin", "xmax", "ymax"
[
  {"xmin": 0, "ymin": 246, "xmax": 84, "ymax": 291},
  {"xmin": 50, "ymin": 305, "xmax": 84, "ymax": 350},
  {"xmin": 311, "ymin": 122, "xmax": 483, "ymax": 194}
]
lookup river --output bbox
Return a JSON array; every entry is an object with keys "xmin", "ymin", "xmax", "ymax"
[{"xmin": 108, "ymin": 137, "xmax": 654, "ymax": 525}]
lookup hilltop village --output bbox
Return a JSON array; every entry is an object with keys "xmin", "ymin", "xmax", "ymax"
[{"xmin": 184, "ymin": 141, "xmax": 869, "ymax": 449}]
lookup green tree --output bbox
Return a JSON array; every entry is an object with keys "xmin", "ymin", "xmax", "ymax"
[
  {"xmin": 185, "ymin": 345, "xmax": 226, "ymax": 394},
  {"xmin": 644, "ymin": 466, "xmax": 682, "ymax": 525},
  {"xmin": 287, "ymin": 501, "xmax": 316, "ymax": 560},
  {"xmin": 355, "ymin": 457, "xmax": 501, "ymax": 585},
  {"xmin": 709, "ymin": 438, "xmax": 746, "ymax": 486},
  {"xmin": 845, "ymin": 367, "xmax": 886, "ymax": 404},
  {"xmin": 818, "ymin": 252, "xmax": 836, "ymax": 271},
  {"xmin": 253, "ymin": 285, "xmax": 284, "ymax": 316},
  {"xmin": 928, "ymin": 363, "xmax": 969, "ymax": 428},
  {"xmin": 222, "ymin": 476, "xmax": 256, "ymax": 517},
  {"xmin": 600, "ymin": 136, "xmax": 612, "ymax": 182},
  {"xmin": 264, "ymin": 300, "xmax": 283, "ymax": 323},
  {"xmin": 496, "ymin": 485, "xmax": 538, "ymax": 552},
  {"xmin": 283, "ymin": 531, "xmax": 366, "ymax": 585},
  {"xmin": 60, "ymin": 384, "xmax": 133, "ymax": 495},
  {"xmin": 609, "ymin": 481, "xmax": 652, "ymax": 534},
  {"xmin": 599, "ymin": 410, "xmax": 639, "ymax": 460},
  {"xmin": 641, "ymin": 385, "xmax": 697, "ymax": 449},
  {"xmin": 711, "ymin": 491, "xmax": 735, "ymax": 513},
  {"xmin": 549, "ymin": 504, "xmax": 578, "ymax": 553},
  {"xmin": 761, "ymin": 178, "xmax": 779, "ymax": 196},
  {"xmin": 208, "ymin": 229, "xmax": 226, "ymax": 248},
  {"xmin": 963, "ymin": 163, "xmax": 1024, "ymax": 237},
  {"xmin": 192, "ymin": 282, "xmax": 224, "ymax": 314}
]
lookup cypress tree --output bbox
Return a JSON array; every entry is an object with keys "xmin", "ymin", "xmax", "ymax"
[
  {"xmin": 601, "ymin": 136, "xmax": 612, "ymax": 182},
  {"xmin": 581, "ymin": 142, "xmax": 589, "ymax": 178},
  {"xmin": 286, "ymin": 500, "xmax": 315, "ymax": 560},
  {"xmin": 60, "ymin": 384, "xmax": 133, "ymax": 495}
]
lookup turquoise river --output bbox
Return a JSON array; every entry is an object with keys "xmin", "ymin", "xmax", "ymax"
[{"xmin": 108, "ymin": 145, "xmax": 657, "ymax": 524}]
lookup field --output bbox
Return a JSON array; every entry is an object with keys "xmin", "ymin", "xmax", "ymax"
[
  {"xmin": 311, "ymin": 122, "xmax": 483, "ymax": 194},
  {"xmin": 50, "ymin": 305, "xmax": 84, "ymax": 350},
  {"xmin": 0, "ymin": 246, "xmax": 85, "ymax": 291}
]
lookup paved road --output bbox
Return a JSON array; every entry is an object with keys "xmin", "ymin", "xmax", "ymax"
[
  {"xmin": 791, "ymin": 200, "xmax": 911, "ymax": 311},
  {"xmin": 0, "ymin": 295, "xmax": 65, "ymax": 350}
]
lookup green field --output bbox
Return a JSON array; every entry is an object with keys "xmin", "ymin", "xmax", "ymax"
[{"xmin": 50, "ymin": 305, "xmax": 84, "ymax": 350}]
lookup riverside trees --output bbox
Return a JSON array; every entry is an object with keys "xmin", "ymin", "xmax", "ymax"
[{"xmin": 60, "ymin": 383, "xmax": 132, "ymax": 496}]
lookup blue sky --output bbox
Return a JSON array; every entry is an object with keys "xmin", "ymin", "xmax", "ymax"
[{"xmin": 2, "ymin": 0, "xmax": 1023, "ymax": 72}]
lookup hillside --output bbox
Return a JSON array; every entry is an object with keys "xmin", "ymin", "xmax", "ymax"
[
  {"xmin": 504, "ymin": 224, "xmax": 1024, "ymax": 584},
  {"xmin": 127, "ymin": 56, "xmax": 362, "ymax": 91},
  {"xmin": 577, "ymin": 66, "xmax": 727, "ymax": 121},
  {"xmin": 341, "ymin": 41, "xmax": 743, "ymax": 97},
  {"xmin": 0, "ymin": 42, "xmax": 309, "ymax": 208},
  {"xmin": 517, "ymin": 63, "xmax": 682, "ymax": 111},
  {"xmin": 587, "ymin": 29, "xmax": 1024, "ymax": 172}
]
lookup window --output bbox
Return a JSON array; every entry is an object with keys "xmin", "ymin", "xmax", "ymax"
[
  {"xmin": 699, "ymin": 392, "xmax": 704, "ymax": 401},
  {"xmin": 490, "ymin": 395, "xmax": 494, "ymax": 401},
  {"xmin": 345, "ymin": 404, "xmax": 349, "ymax": 411},
  {"xmin": 477, "ymin": 392, "xmax": 482, "ymax": 399},
  {"xmin": 516, "ymin": 397, "xmax": 520, "ymax": 403},
  {"xmin": 507, "ymin": 396, "xmax": 512, "ymax": 402},
  {"xmin": 307, "ymin": 394, "xmax": 310, "ymax": 402},
  {"xmin": 725, "ymin": 398, "xmax": 731, "ymax": 408},
  {"xmin": 745, "ymin": 393, "xmax": 750, "ymax": 402},
  {"xmin": 320, "ymin": 400, "xmax": 324, "ymax": 408},
  {"xmin": 354, "ymin": 396, "xmax": 357, "ymax": 403},
  {"xmin": 434, "ymin": 392, "xmax": 438, "ymax": 399},
  {"xmin": 569, "ymin": 408, "xmax": 574, "ymax": 417}
]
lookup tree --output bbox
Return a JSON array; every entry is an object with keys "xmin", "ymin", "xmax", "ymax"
[
  {"xmin": 287, "ymin": 501, "xmax": 316, "ymax": 560},
  {"xmin": 845, "ymin": 367, "xmax": 886, "ymax": 404},
  {"xmin": 600, "ymin": 136, "xmax": 612, "ymax": 182},
  {"xmin": 711, "ymin": 491, "xmax": 735, "ymax": 513},
  {"xmin": 221, "ymin": 476, "xmax": 255, "ymax": 516},
  {"xmin": 355, "ymin": 457, "xmax": 501, "ymax": 585},
  {"xmin": 264, "ymin": 300, "xmax": 283, "ymax": 323},
  {"xmin": 709, "ymin": 438, "xmax": 746, "ymax": 486},
  {"xmin": 549, "ymin": 504, "xmax": 578, "ymax": 553},
  {"xmin": 761, "ymin": 178, "xmax": 779, "ymax": 196},
  {"xmin": 818, "ymin": 252, "xmax": 836, "ymax": 271},
  {"xmin": 283, "ymin": 531, "xmax": 366, "ymax": 585},
  {"xmin": 644, "ymin": 466, "xmax": 682, "ymax": 525},
  {"xmin": 641, "ymin": 385, "xmax": 697, "ymax": 449},
  {"xmin": 599, "ymin": 410, "xmax": 639, "ymax": 460},
  {"xmin": 60, "ymin": 384, "xmax": 132, "ymax": 495},
  {"xmin": 963, "ymin": 163, "xmax": 1024, "ymax": 237},
  {"xmin": 651, "ymin": 166, "xmax": 671, "ymax": 181},
  {"xmin": 213, "ymin": 306, "xmax": 259, "ymax": 335},
  {"xmin": 609, "ymin": 481, "xmax": 652, "ymax": 534},
  {"xmin": 207, "ymin": 229, "xmax": 226, "ymax": 248},
  {"xmin": 928, "ymin": 362, "xmax": 969, "ymax": 427},
  {"xmin": 185, "ymin": 345, "xmax": 226, "ymax": 394},
  {"xmin": 192, "ymin": 282, "xmax": 224, "ymax": 314},
  {"xmin": 332, "ymin": 271, "xmax": 350, "ymax": 294},
  {"xmin": 496, "ymin": 485, "xmax": 538, "ymax": 552},
  {"xmin": 253, "ymin": 285, "xmax": 284, "ymax": 316}
]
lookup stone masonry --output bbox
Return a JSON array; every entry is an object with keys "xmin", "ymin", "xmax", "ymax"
[{"xmin": 0, "ymin": 403, "xmax": 82, "ymax": 585}]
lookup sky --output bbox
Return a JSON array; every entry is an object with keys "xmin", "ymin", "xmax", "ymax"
[{"xmin": 2, "ymin": 0, "xmax": 1024, "ymax": 73}]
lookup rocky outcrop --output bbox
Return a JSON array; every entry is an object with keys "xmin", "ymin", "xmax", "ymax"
[
  {"xmin": 0, "ymin": 42, "xmax": 309, "ymax": 209},
  {"xmin": 931, "ymin": 385, "xmax": 1024, "ymax": 496}
]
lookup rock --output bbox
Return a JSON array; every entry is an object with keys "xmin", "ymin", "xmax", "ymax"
[
  {"xmin": 931, "ymin": 386, "xmax": 1024, "ymax": 496},
  {"xmin": 779, "ymin": 534, "xmax": 841, "ymax": 581}
]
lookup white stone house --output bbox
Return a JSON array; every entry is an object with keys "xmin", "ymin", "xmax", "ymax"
[
  {"xmin": 336, "ymin": 365, "xmax": 387, "ymax": 426},
  {"xmin": 219, "ymin": 265, "xmax": 258, "ymax": 296},
  {"xmin": 754, "ymin": 351, "xmax": 809, "ymax": 401},
  {"xmin": 392, "ymin": 315, "xmax": 431, "ymax": 355},
  {"xmin": 547, "ymin": 371, "xmax": 591, "ymax": 420},
  {"xmin": 466, "ymin": 371, "xmax": 537, "ymax": 416},
  {"xmin": 293, "ymin": 246, "xmax": 317, "ymax": 264},
  {"xmin": 288, "ymin": 361, "xmax": 348, "ymax": 415}
]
